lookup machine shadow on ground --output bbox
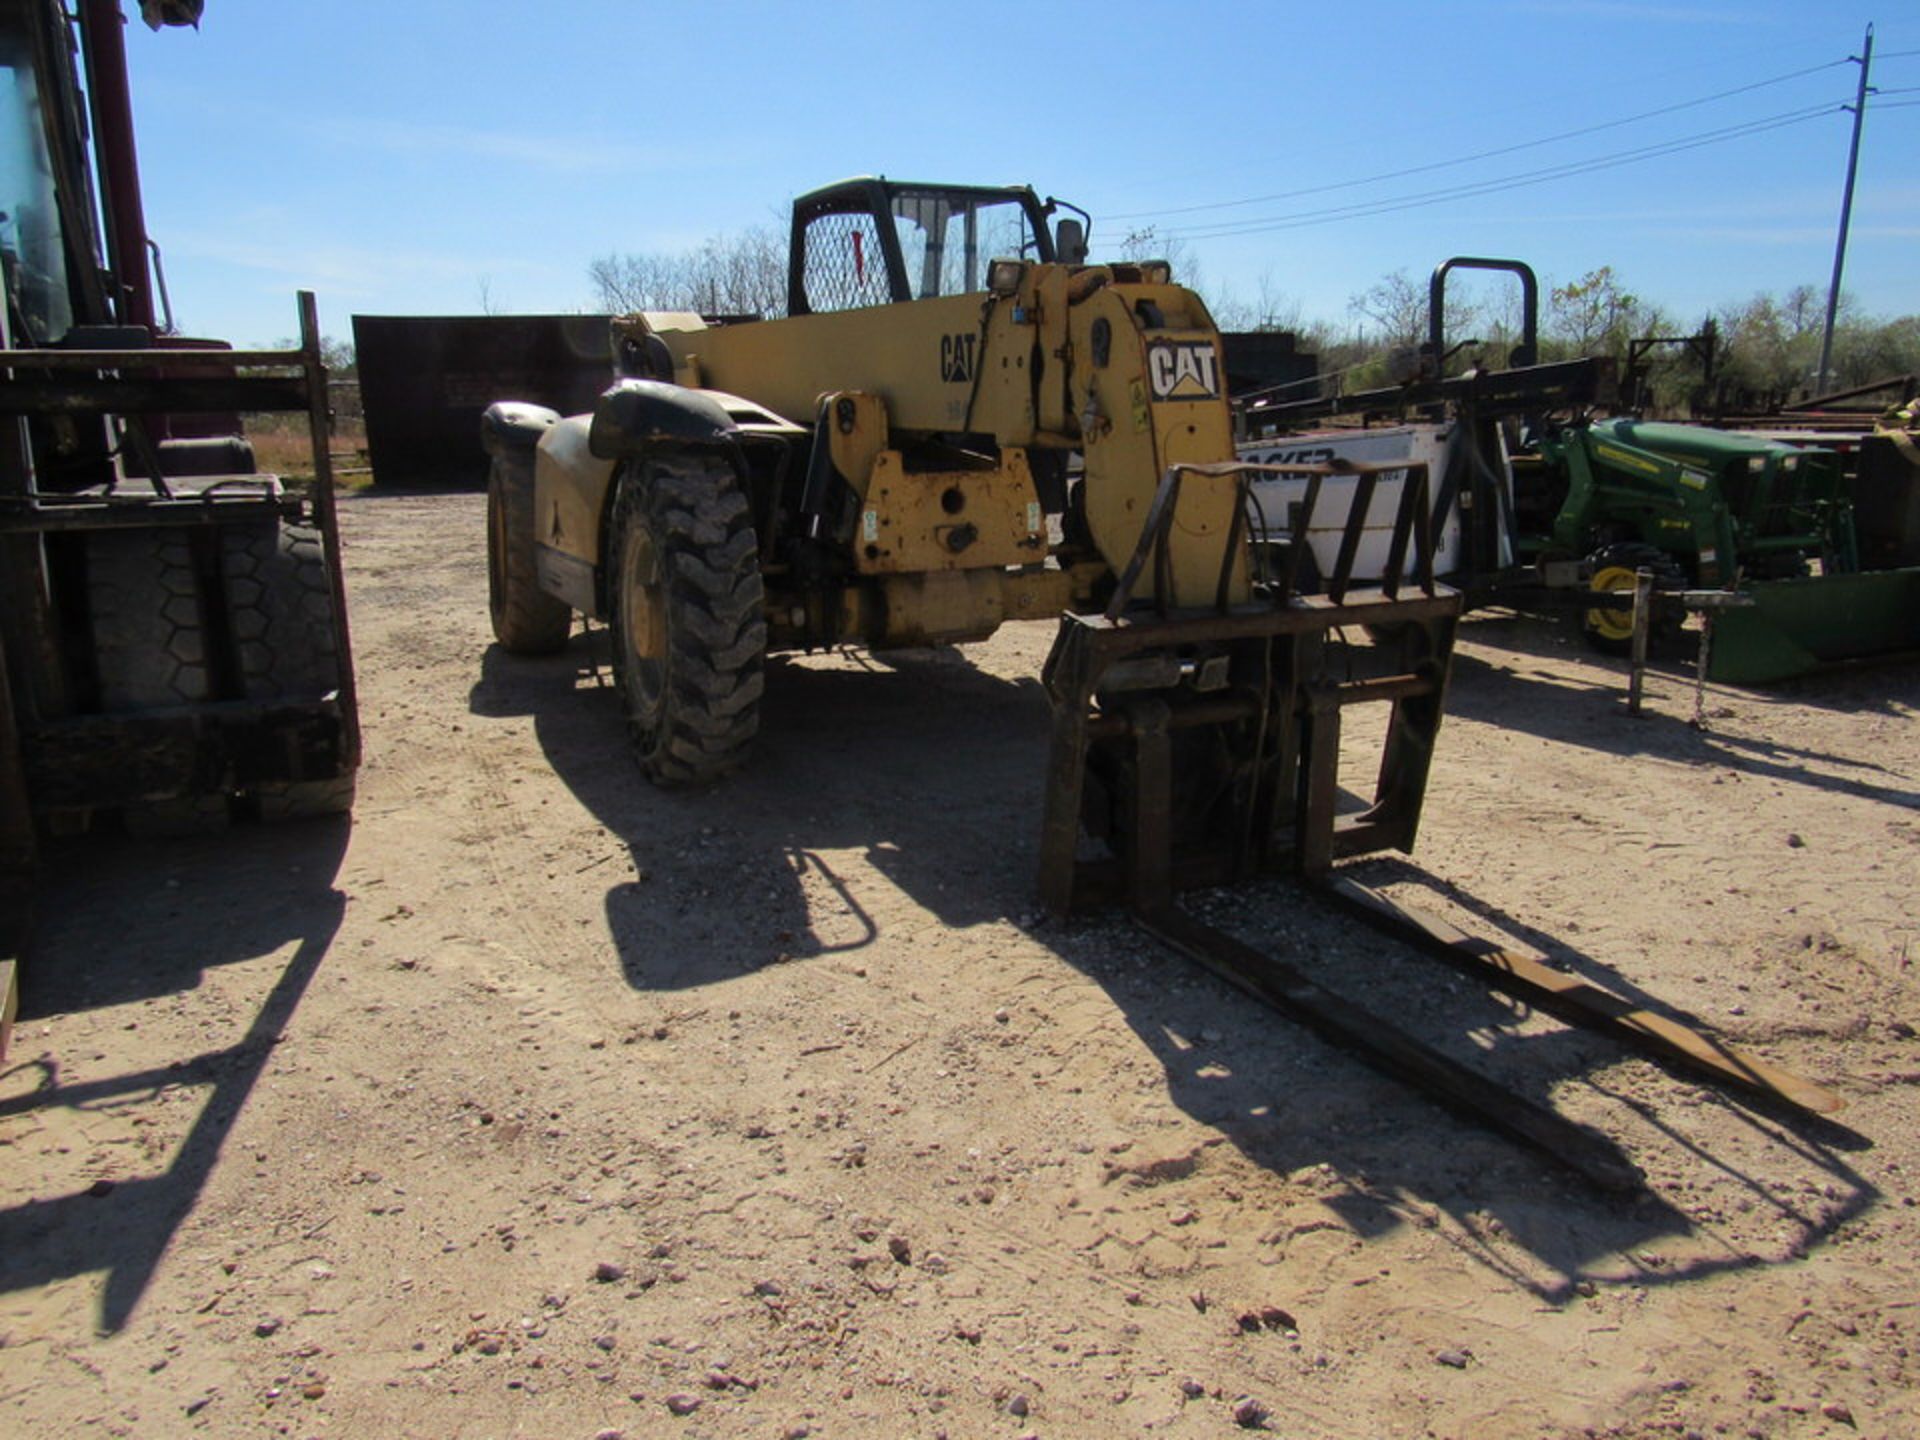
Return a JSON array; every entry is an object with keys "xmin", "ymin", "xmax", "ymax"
[
  {"xmin": 1069, "ymin": 878, "xmax": 1873, "ymax": 1302},
  {"xmin": 0, "ymin": 818, "xmax": 350, "ymax": 1333},
  {"xmin": 472, "ymin": 636, "xmax": 1044, "ymax": 989},
  {"xmin": 471, "ymin": 627, "xmax": 1875, "ymax": 1300},
  {"xmin": 1448, "ymin": 612, "xmax": 1920, "ymax": 810}
]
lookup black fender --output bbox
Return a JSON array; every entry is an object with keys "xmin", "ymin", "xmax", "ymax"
[
  {"xmin": 480, "ymin": 401, "xmax": 561, "ymax": 458},
  {"xmin": 587, "ymin": 379, "xmax": 736, "ymax": 459}
]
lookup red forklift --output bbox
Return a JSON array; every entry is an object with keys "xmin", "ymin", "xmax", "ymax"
[{"xmin": 0, "ymin": 0, "xmax": 358, "ymax": 1044}]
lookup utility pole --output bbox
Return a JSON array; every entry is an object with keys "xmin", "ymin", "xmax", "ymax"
[{"xmin": 1817, "ymin": 23, "xmax": 1874, "ymax": 394}]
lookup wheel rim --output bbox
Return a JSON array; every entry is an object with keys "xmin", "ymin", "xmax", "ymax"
[
  {"xmin": 1585, "ymin": 563, "xmax": 1639, "ymax": 643},
  {"xmin": 618, "ymin": 520, "xmax": 668, "ymax": 726}
]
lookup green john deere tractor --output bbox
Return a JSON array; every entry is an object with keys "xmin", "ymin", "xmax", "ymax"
[
  {"xmin": 1236, "ymin": 257, "xmax": 1920, "ymax": 684},
  {"xmin": 1528, "ymin": 418, "xmax": 1920, "ymax": 682}
]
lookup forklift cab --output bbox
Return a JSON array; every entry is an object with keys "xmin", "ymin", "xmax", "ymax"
[{"xmin": 787, "ymin": 177, "xmax": 1085, "ymax": 316}]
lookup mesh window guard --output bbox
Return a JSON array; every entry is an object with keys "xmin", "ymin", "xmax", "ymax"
[{"xmin": 803, "ymin": 212, "xmax": 894, "ymax": 314}]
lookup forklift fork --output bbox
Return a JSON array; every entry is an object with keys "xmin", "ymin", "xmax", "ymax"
[{"xmin": 1037, "ymin": 460, "xmax": 1837, "ymax": 1191}]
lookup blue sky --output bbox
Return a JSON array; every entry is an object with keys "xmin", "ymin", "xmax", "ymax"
[{"xmin": 121, "ymin": 0, "xmax": 1916, "ymax": 348}]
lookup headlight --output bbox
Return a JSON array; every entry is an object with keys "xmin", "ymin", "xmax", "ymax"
[{"xmin": 987, "ymin": 259, "xmax": 1023, "ymax": 296}]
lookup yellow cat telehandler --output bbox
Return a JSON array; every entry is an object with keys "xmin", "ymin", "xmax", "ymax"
[
  {"xmin": 485, "ymin": 178, "xmax": 1256, "ymax": 783},
  {"xmin": 484, "ymin": 177, "xmax": 1837, "ymax": 1188}
]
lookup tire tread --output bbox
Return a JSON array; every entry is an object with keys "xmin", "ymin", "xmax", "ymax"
[{"xmin": 610, "ymin": 453, "xmax": 765, "ymax": 785}]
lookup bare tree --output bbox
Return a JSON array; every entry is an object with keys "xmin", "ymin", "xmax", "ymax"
[
  {"xmin": 588, "ymin": 226, "xmax": 788, "ymax": 317},
  {"xmin": 1782, "ymin": 283, "xmax": 1824, "ymax": 335},
  {"xmin": 1209, "ymin": 269, "xmax": 1327, "ymax": 341},
  {"xmin": 1347, "ymin": 269, "xmax": 1435, "ymax": 350},
  {"xmin": 1113, "ymin": 225, "xmax": 1204, "ymax": 293}
]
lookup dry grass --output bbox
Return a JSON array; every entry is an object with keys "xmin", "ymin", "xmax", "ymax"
[{"xmin": 244, "ymin": 415, "xmax": 370, "ymax": 489}]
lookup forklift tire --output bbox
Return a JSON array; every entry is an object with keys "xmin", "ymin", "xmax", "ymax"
[
  {"xmin": 607, "ymin": 450, "xmax": 765, "ymax": 786},
  {"xmin": 85, "ymin": 527, "xmax": 231, "ymax": 836},
  {"xmin": 488, "ymin": 451, "xmax": 571, "ymax": 654},
  {"xmin": 89, "ymin": 527, "xmax": 212, "ymax": 709},
  {"xmin": 1581, "ymin": 542, "xmax": 1684, "ymax": 657},
  {"xmin": 223, "ymin": 520, "xmax": 357, "ymax": 819}
]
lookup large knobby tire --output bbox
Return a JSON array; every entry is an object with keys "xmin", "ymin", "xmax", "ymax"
[
  {"xmin": 86, "ymin": 527, "xmax": 229, "ymax": 836},
  {"xmin": 223, "ymin": 520, "xmax": 357, "ymax": 819},
  {"xmin": 608, "ymin": 451, "xmax": 765, "ymax": 785},
  {"xmin": 1581, "ymin": 542, "xmax": 1686, "ymax": 657},
  {"xmin": 487, "ymin": 450, "xmax": 570, "ymax": 653}
]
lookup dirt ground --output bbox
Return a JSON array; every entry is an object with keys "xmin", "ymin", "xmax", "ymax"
[{"xmin": 3, "ymin": 488, "xmax": 1917, "ymax": 1440}]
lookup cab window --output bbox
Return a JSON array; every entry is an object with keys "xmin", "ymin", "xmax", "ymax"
[{"xmin": 891, "ymin": 190, "xmax": 1036, "ymax": 300}]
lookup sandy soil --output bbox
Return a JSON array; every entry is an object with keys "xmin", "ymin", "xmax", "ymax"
[{"xmin": 2, "ymin": 488, "xmax": 1917, "ymax": 1439}]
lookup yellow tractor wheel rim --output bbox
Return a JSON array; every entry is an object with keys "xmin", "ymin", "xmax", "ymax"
[{"xmin": 1585, "ymin": 563, "xmax": 1641, "ymax": 643}]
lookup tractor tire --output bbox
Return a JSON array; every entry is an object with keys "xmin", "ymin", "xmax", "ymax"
[
  {"xmin": 488, "ymin": 450, "xmax": 570, "ymax": 654},
  {"xmin": 85, "ymin": 527, "xmax": 230, "ymax": 836},
  {"xmin": 1581, "ymin": 542, "xmax": 1686, "ymax": 657},
  {"xmin": 607, "ymin": 451, "xmax": 765, "ymax": 785},
  {"xmin": 222, "ymin": 519, "xmax": 357, "ymax": 819}
]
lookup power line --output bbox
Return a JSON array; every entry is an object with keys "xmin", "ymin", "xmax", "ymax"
[
  {"xmin": 1166, "ymin": 104, "xmax": 1839, "ymax": 241},
  {"xmin": 1171, "ymin": 108, "xmax": 1834, "ymax": 241},
  {"xmin": 1106, "ymin": 57, "xmax": 1851, "ymax": 223},
  {"xmin": 1170, "ymin": 104, "xmax": 1836, "ymax": 237}
]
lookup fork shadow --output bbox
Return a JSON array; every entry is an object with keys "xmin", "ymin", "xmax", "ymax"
[
  {"xmin": 468, "ymin": 621, "xmax": 1878, "ymax": 1299},
  {"xmin": 1447, "ymin": 613, "xmax": 1920, "ymax": 814}
]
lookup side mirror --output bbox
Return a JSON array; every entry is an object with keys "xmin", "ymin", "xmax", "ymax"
[
  {"xmin": 1054, "ymin": 218, "xmax": 1088, "ymax": 265},
  {"xmin": 141, "ymin": 0, "xmax": 204, "ymax": 28}
]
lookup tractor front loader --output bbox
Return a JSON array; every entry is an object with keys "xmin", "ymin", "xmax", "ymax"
[{"xmin": 485, "ymin": 178, "xmax": 1835, "ymax": 1187}]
